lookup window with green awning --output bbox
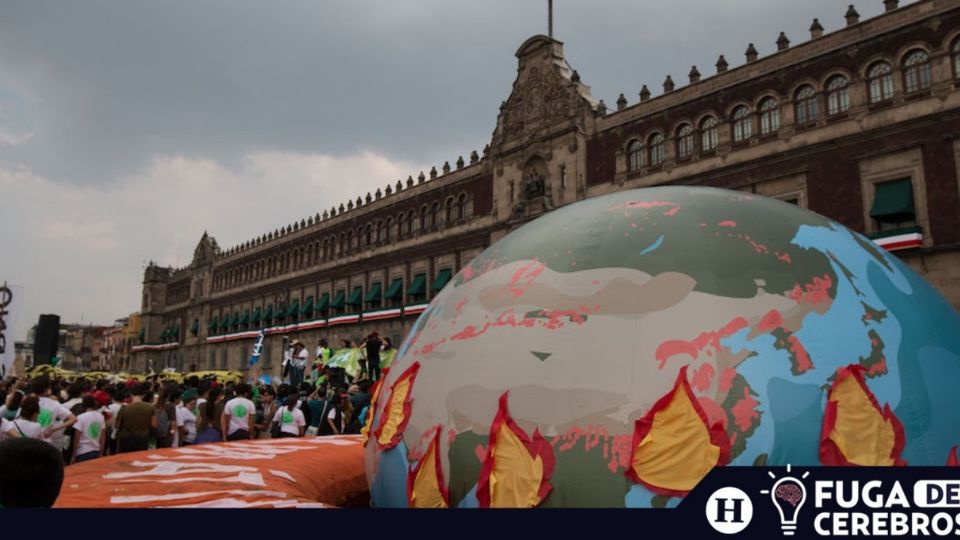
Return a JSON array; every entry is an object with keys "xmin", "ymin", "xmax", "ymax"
[
  {"xmin": 365, "ymin": 282, "xmax": 382, "ymax": 304},
  {"xmin": 870, "ymin": 179, "xmax": 915, "ymax": 221},
  {"xmin": 407, "ymin": 273, "xmax": 426, "ymax": 297},
  {"xmin": 208, "ymin": 316, "xmax": 218, "ymax": 331},
  {"xmin": 138, "ymin": 328, "xmax": 145, "ymax": 343},
  {"xmin": 160, "ymin": 327, "xmax": 169, "ymax": 340},
  {"xmin": 229, "ymin": 312, "xmax": 240, "ymax": 328},
  {"xmin": 346, "ymin": 286, "xmax": 363, "ymax": 306},
  {"xmin": 191, "ymin": 319, "xmax": 199, "ymax": 335},
  {"xmin": 301, "ymin": 296, "xmax": 314, "ymax": 316},
  {"xmin": 240, "ymin": 310, "xmax": 250, "ymax": 327},
  {"xmin": 431, "ymin": 268, "xmax": 453, "ymax": 292},
  {"xmin": 171, "ymin": 326, "xmax": 180, "ymax": 339},
  {"xmin": 317, "ymin": 293, "xmax": 330, "ymax": 312},
  {"xmin": 251, "ymin": 307, "xmax": 262, "ymax": 324},
  {"xmin": 330, "ymin": 290, "xmax": 345, "ymax": 309},
  {"xmin": 263, "ymin": 304, "xmax": 274, "ymax": 322},
  {"xmin": 286, "ymin": 298, "xmax": 300, "ymax": 318},
  {"xmin": 384, "ymin": 278, "xmax": 403, "ymax": 300}
]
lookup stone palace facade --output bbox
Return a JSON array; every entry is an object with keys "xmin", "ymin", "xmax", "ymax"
[{"xmin": 131, "ymin": 0, "xmax": 960, "ymax": 377}]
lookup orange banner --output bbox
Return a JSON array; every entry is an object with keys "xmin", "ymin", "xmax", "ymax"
[{"xmin": 55, "ymin": 435, "xmax": 368, "ymax": 508}]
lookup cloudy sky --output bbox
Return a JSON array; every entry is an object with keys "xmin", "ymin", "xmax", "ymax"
[{"xmin": 0, "ymin": 0, "xmax": 889, "ymax": 339}]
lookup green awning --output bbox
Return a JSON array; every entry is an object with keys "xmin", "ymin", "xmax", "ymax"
[
  {"xmin": 330, "ymin": 291, "xmax": 345, "ymax": 309},
  {"xmin": 870, "ymin": 179, "xmax": 915, "ymax": 220},
  {"xmin": 263, "ymin": 304, "xmax": 274, "ymax": 321},
  {"xmin": 208, "ymin": 317, "xmax": 218, "ymax": 331},
  {"xmin": 384, "ymin": 278, "xmax": 403, "ymax": 300},
  {"xmin": 408, "ymin": 273, "xmax": 427, "ymax": 297},
  {"xmin": 190, "ymin": 319, "xmax": 199, "ymax": 335},
  {"xmin": 171, "ymin": 326, "xmax": 180, "ymax": 339},
  {"xmin": 317, "ymin": 293, "xmax": 330, "ymax": 311},
  {"xmin": 230, "ymin": 312, "xmax": 240, "ymax": 327},
  {"xmin": 251, "ymin": 306, "xmax": 262, "ymax": 324},
  {"xmin": 365, "ymin": 282, "xmax": 382, "ymax": 303},
  {"xmin": 240, "ymin": 310, "xmax": 250, "ymax": 325},
  {"xmin": 160, "ymin": 327, "xmax": 170, "ymax": 340},
  {"xmin": 286, "ymin": 298, "xmax": 300, "ymax": 317},
  {"xmin": 346, "ymin": 286, "xmax": 363, "ymax": 306},
  {"xmin": 301, "ymin": 296, "xmax": 314, "ymax": 315},
  {"xmin": 431, "ymin": 268, "xmax": 453, "ymax": 292},
  {"xmin": 138, "ymin": 328, "xmax": 145, "ymax": 343}
]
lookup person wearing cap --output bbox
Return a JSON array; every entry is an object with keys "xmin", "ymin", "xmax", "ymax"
[{"xmin": 176, "ymin": 389, "xmax": 198, "ymax": 446}]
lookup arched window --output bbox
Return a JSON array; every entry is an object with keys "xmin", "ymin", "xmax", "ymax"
[
  {"xmin": 384, "ymin": 218, "xmax": 392, "ymax": 242},
  {"xmin": 397, "ymin": 213, "xmax": 406, "ymax": 238},
  {"xmin": 794, "ymin": 85, "xmax": 818, "ymax": 124},
  {"xmin": 676, "ymin": 124, "xmax": 693, "ymax": 159},
  {"xmin": 759, "ymin": 97, "xmax": 780, "ymax": 135},
  {"xmin": 456, "ymin": 193, "xmax": 467, "ymax": 221},
  {"xmin": 419, "ymin": 206, "xmax": 428, "ymax": 232},
  {"xmin": 445, "ymin": 197, "xmax": 454, "ymax": 224},
  {"xmin": 700, "ymin": 116, "xmax": 718, "ymax": 152},
  {"xmin": 430, "ymin": 202, "xmax": 440, "ymax": 229},
  {"xmin": 732, "ymin": 106, "xmax": 751, "ymax": 142},
  {"xmin": 375, "ymin": 221, "xmax": 383, "ymax": 243},
  {"xmin": 953, "ymin": 40, "xmax": 960, "ymax": 80},
  {"xmin": 648, "ymin": 133, "xmax": 664, "ymax": 167},
  {"xmin": 627, "ymin": 139, "xmax": 643, "ymax": 172},
  {"xmin": 902, "ymin": 49, "xmax": 931, "ymax": 93},
  {"xmin": 408, "ymin": 210, "xmax": 416, "ymax": 234},
  {"xmin": 867, "ymin": 61, "xmax": 894, "ymax": 103},
  {"xmin": 365, "ymin": 224, "xmax": 372, "ymax": 247},
  {"xmin": 826, "ymin": 75, "xmax": 850, "ymax": 116},
  {"xmin": 346, "ymin": 231, "xmax": 354, "ymax": 253}
]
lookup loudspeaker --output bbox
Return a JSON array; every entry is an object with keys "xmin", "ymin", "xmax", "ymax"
[{"xmin": 33, "ymin": 314, "xmax": 60, "ymax": 365}]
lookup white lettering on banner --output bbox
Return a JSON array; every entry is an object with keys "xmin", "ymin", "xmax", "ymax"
[{"xmin": 0, "ymin": 283, "xmax": 23, "ymax": 377}]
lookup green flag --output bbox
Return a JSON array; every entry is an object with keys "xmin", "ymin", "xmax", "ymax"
[
  {"xmin": 380, "ymin": 349, "xmax": 398, "ymax": 369},
  {"xmin": 327, "ymin": 348, "xmax": 362, "ymax": 378}
]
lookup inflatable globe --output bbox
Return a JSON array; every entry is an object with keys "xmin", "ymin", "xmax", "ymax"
[{"xmin": 363, "ymin": 186, "xmax": 960, "ymax": 508}]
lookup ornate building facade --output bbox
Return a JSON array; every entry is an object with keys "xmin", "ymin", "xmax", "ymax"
[{"xmin": 132, "ymin": 0, "xmax": 960, "ymax": 377}]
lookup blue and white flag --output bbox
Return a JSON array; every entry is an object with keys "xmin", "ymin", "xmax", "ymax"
[{"xmin": 249, "ymin": 329, "xmax": 265, "ymax": 366}]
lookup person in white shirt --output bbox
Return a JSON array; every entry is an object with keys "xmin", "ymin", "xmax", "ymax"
[
  {"xmin": 29, "ymin": 377, "xmax": 76, "ymax": 446},
  {"xmin": 271, "ymin": 395, "xmax": 305, "ymax": 438},
  {"xmin": 221, "ymin": 383, "xmax": 255, "ymax": 441},
  {"xmin": 177, "ymin": 391, "xmax": 198, "ymax": 446},
  {"xmin": 71, "ymin": 396, "xmax": 105, "ymax": 464},
  {"xmin": 5, "ymin": 395, "xmax": 44, "ymax": 440}
]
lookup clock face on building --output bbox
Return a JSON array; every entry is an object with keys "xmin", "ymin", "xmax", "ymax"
[{"xmin": 365, "ymin": 186, "xmax": 960, "ymax": 508}]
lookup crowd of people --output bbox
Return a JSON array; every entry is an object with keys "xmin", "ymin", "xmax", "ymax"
[{"xmin": 0, "ymin": 331, "xmax": 392, "ymax": 507}]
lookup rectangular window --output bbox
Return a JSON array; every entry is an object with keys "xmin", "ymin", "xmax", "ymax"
[{"xmin": 869, "ymin": 178, "xmax": 917, "ymax": 232}]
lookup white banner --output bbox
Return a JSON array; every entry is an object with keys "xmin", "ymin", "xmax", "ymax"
[{"xmin": 0, "ymin": 283, "xmax": 23, "ymax": 378}]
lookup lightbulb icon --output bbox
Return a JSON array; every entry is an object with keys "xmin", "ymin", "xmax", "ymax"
[{"xmin": 761, "ymin": 464, "xmax": 810, "ymax": 536}]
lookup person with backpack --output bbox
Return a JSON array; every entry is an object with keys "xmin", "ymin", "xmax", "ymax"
[
  {"xmin": 4, "ymin": 395, "xmax": 43, "ymax": 440},
  {"xmin": 221, "ymin": 383, "xmax": 255, "ymax": 441},
  {"xmin": 70, "ymin": 396, "xmax": 105, "ymax": 464},
  {"xmin": 153, "ymin": 385, "xmax": 178, "ymax": 448},
  {"xmin": 271, "ymin": 394, "xmax": 305, "ymax": 438}
]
